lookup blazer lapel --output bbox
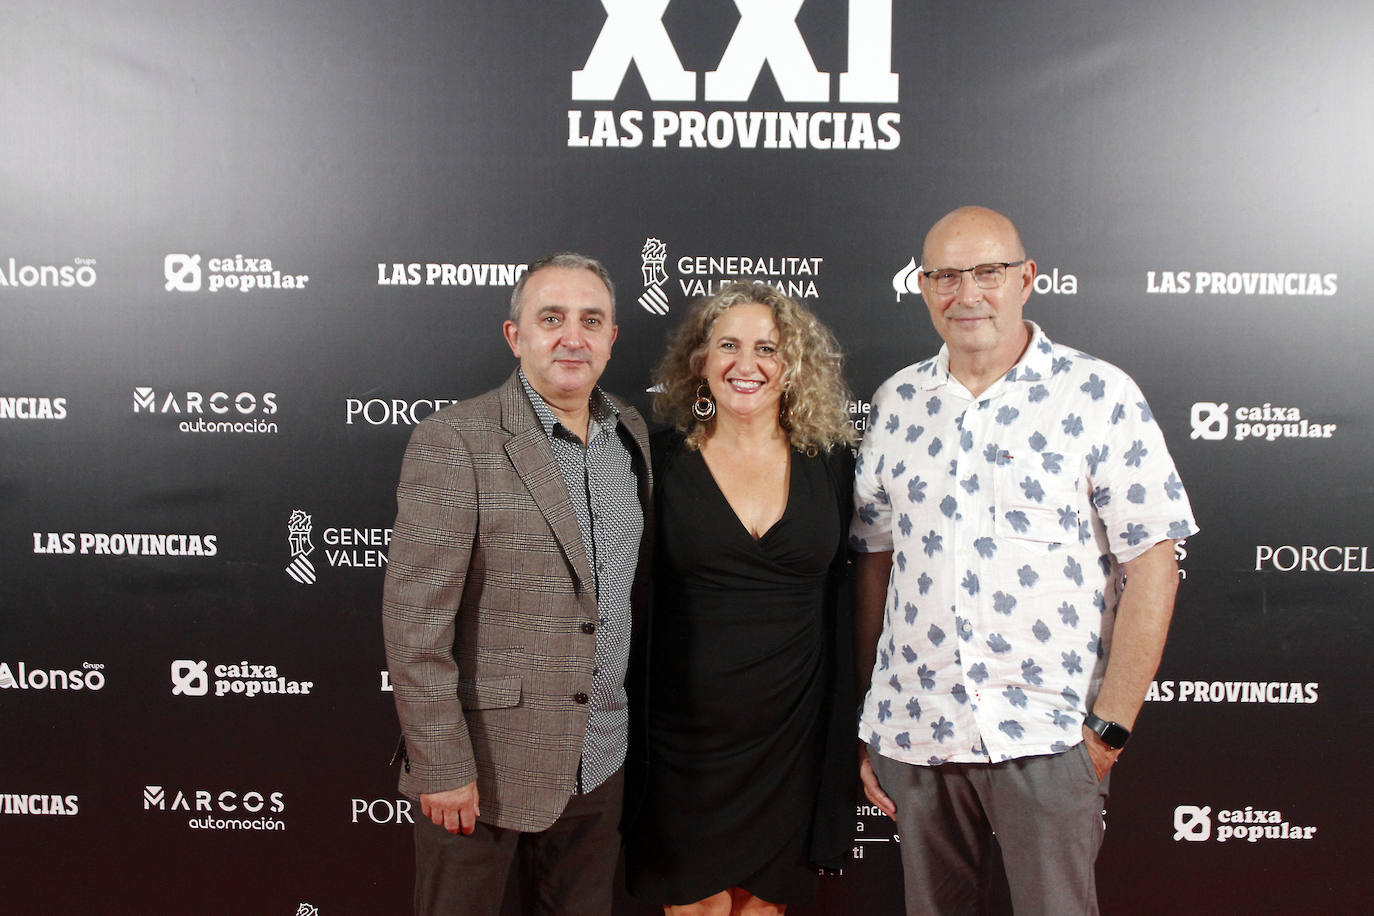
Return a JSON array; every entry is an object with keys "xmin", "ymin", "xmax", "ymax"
[
  {"xmin": 498, "ymin": 373, "xmax": 595, "ymax": 591},
  {"xmin": 613, "ymin": 394, "xmax": 652, "ymax": 478}
]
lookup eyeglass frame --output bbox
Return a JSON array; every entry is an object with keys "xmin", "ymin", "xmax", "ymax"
[{"xmin": 919, "ymin": 260, "xmax": 1026, "ymax": 293}]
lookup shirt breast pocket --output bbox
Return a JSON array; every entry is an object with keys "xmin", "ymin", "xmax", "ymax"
[{"xmin": 994, "ymin": 467, "xmax": 1085, "ymax": 545}]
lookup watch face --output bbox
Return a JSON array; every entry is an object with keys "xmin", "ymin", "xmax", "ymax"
[
  {"xmin": 1087, "ymin": 713, "xmax": 1130, "ymax": 749},
  {"xmin": 1099, "ymin": 721, "xmax": 1130, "ymax": 749}
]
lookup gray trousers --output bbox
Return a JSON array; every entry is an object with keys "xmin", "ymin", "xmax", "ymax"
[
  {"xmin": 870, "ymin": 745, "xmax": 1110, "ymax": 916},
  {"xmin": 412, "ymin": 768, "xmax": 624, "ymax": 916}
]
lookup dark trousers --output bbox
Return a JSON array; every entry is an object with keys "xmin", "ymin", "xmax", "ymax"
[
  {"xmin": 871, "ymin": 746, "xmax": 1110, "ymax": 916},
  {"xmin": 413, "ymin": 768, "xmax": 624, "ymax": 916}
]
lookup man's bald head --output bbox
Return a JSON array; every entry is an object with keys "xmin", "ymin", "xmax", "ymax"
[{"xmin": 921, "ymin": 206, "xmax": 1026, "ymax": 270}]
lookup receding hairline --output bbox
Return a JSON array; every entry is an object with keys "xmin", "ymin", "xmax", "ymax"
[
  {"xmin": 509, "ymin": 253, "xmax": 616, "ymax": 322},
  {"xmin": 921, "ymin": 206, "xmax": 1026, "ymax": 266}
]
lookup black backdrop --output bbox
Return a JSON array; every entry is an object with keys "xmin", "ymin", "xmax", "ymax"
[{"xmin": 4, "ymin": 2, "xmax": 1372, "ymax": 913}]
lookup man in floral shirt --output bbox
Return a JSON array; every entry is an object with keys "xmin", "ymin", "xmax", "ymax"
[{"xmin": 851, "ymin": 206, "xmax": 1198, "ymax": 914}]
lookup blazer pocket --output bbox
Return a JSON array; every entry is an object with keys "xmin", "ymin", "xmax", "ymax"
[{"xmin": 457, "ymin": 675, "xmax": 522, "ymax": 710}]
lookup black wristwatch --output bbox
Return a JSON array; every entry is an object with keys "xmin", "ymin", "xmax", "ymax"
[{"xmin": 1084, "ymin": 712, "xmax": 1131, "ymax": 750}]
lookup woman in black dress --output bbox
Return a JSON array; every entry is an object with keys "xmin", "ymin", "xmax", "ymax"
[{"xmin": 627, "ymin": 281, "xmax": 856, "ymax": 915}]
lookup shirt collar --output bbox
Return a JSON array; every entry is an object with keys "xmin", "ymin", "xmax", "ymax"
[
  {"xmin": 518, "ymin": 369, "xmax": 619, "ymax": 440},
  {"xmin": 1003, "ymin": 321, "xmax": 1055, "ymax": 383},
  {"xmin": 915, "ymin": 321, "xmax": 1054, "ymax": 392}
]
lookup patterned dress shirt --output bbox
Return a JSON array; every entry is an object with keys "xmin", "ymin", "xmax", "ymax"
[
  {"xmin": 520, "ymin": 371, "xmax": 643, "ymax": 791},
  {"xmin": 851, "ymin": 323, "xmax": 1198, "ymax": 765}
]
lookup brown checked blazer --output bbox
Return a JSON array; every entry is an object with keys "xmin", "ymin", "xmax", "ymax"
[{"xmin": 382, "ymin": 370, "xmax": 652, "ymax": 832}]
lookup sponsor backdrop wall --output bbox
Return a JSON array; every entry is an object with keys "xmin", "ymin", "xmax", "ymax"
[{"xmin": 4, "ymin": 2, "xmax": 1370, "ymax": 913}]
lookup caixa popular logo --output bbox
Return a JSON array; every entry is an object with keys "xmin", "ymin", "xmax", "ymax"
[
  {"xmin": 890, "ymin": 259, "xmax": 1078, "ymax": 300},
  {"xmin": 163, "ymin": 253, "xmax": 308, "ymax": 293},
  {"xmin": 568, "ymin": 1, "xmax": 900, "ymax": 150},
  {"xmin": 1189, "ymin": 401, "xmax": 1337, "ymax": 442},
  {"xmin": 1173, "ymin": 805, "xmax": 1316, "ymax": 843},
  {"xmin": 286, "ymin": 509, "xmax": 391, "ymax": 585},
  {"xmin": 171, "ymin": 659, "xmax": 314, "ymax": 698}
]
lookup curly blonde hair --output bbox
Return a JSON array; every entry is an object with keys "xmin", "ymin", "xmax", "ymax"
[{"xmin": 653, "ymin": 280, "xmax": 856, "ymax": 453}]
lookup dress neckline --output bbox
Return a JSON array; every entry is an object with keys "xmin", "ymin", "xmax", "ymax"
[{"xmin": 692, "ymin": 445, "xmax": 794, "ymax": 543}]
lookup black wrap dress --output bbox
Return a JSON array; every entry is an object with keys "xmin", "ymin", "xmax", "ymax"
[{"xmin": 626, "ymin": 431, "xmax": 854, "ymax": 906}]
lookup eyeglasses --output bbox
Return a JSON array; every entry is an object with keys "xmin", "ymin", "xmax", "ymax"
[{"xmin": 920, "ymin": 261, "xmax": 1025, "ymax": 294}]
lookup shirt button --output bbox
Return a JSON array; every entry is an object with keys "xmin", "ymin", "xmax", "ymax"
[
  {"xmin": 581, "ymin": 622, "xmax": 596, "ymax": 634},
  {"xmin": 961, "ymin": 621, "xmax": 972, "ymax": 635},
  {"xmin": 574, "ymin": 692, "xmax": 589, "ymax": 704}
]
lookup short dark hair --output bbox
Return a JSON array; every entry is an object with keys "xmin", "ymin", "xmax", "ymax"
[{"xmin": 509, "ymin": 252, "xmax": 615, "ymax": 321}]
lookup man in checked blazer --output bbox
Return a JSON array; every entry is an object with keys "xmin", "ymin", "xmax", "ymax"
[{"xmin": 383, "ymin": 253, "xmax": 652, "ymax": 915}]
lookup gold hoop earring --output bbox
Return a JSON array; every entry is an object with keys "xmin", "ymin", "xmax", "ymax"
[{"xmin": 691, "ymin": 382, "xmax": 716, "ymax": 422}]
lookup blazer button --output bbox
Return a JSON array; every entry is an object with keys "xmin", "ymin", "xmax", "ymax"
[
  {"xmin": 581, "ymin": 621, "xmax": 596, "ymax": 634},
  {"xmin": 574, "ymin": 692, "xmax": 589, "ymax": 704}
]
